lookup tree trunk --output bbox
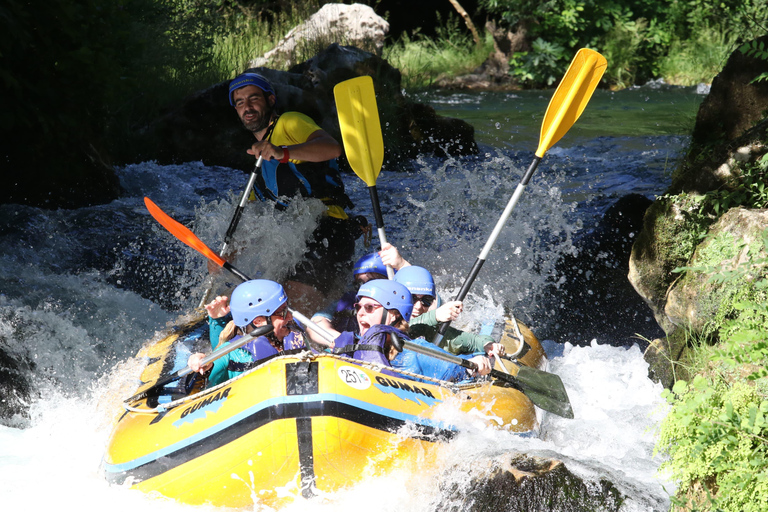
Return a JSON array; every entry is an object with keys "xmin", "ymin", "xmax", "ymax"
[{"xmin": 447, "ymin": 0, "xmax": 481, "ymax": 47}]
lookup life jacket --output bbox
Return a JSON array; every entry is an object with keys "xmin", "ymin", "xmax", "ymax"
[
  {"xmin": 330, "ymin": 290, "xmax": 359, "ymax": 334},
  {"xmin": 252, "ymin": 153, "xmax": 354, "ymax": 213},
  {"xmin": 228, "ymin": 332, "xmax": 305, "ymax": 372},
  {"xmin": 332, "ymin": 324, "xmax": 411, "ymax": 368}
]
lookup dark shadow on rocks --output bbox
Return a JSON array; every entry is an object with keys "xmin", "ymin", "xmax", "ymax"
[
  {"xmin": 535, "ymin": 193, "xmax": 664, "ymax": 349},
  {"xmin": 132, "ymin": 44, "xmax": 478, "ymax": 174},
  {"xmin": 434, "ymin": 454, "xmax": 626, "ymax": 512}
]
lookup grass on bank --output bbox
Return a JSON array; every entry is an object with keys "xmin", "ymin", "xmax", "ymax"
[{"xmin": 382, "ymin": 14, "xmax": 494, "ymax": 89}]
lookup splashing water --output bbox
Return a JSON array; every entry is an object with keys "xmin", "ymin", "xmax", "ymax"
[{"xmin": 1, "ymin": 86, "xmax": 703, "ymax": 510}]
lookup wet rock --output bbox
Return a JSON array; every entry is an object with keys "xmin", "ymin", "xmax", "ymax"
[
  {"xmin": 135, "ymin": 44, "xmax": 477, "ymax": 171},
  {"xmin": 665, "ymin": 208, "xmax": 768, "ymax": 331},
  {"xmin": 539, "ymin": 193, "xmax": 663, "ymax": 347},
  {"xmin": 435, "ymin": 453, "xmax": 626, "ymax": 512},
  {"xmin": 250, "ymin": 3, "xmax": 389, "ymax": 69},
  {"xmin": 0, "ymin": 332, "xmax": 34, "ymax": 426},
  {"xmin": 628, "ymin": 36, "xmax": 768, "ymax": 385},
  {"xmin": 643, "ymin": 332, "xmax": 693, "ymax": 390}
]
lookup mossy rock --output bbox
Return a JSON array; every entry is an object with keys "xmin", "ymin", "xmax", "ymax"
[
  {"xmin": 435, "ymin": 453, "xmax": 626, "ymax": 512},
  {"xmin": 665, "ymin": 208, "xmax": 768, "ymax": 334},
  {"xmin": 628, "ymin": 194, "xmax": 714, "ymax": 333},
  {"xmin": 643, "ymin": 330, "xmax": 694, "ymax": 389}
]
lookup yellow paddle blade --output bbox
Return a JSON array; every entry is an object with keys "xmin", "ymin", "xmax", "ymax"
[
  {"xmin": 536, "ymin": 48, "xmax": 607, "ymax": 158},
  {"xmin": 334, "ymin": 76, "xmax": 384, "ymax": 187}
]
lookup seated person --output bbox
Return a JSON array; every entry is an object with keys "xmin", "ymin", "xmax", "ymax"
[
  {"xmin": 332, "ymin": 279, "xmax": 493, "ymax": 383},
  {"xmin": 393, "ymin": 265, "xmax": 506, "ymax": 360},
  {"xmin": 309, "ymin": 251, "xmax": 389, "ymax": 341},
  {"xmin": 189, "ymin": 279, "xmax": 304, "ymax": 386}
]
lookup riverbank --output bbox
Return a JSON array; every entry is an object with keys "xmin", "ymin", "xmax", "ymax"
[{"xmin": 627, "ymin": 36, "xmax": 768, "ymax": 511}]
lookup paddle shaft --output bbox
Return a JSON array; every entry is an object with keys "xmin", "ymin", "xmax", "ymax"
[
  {"xmin": 433, "ymin": 156, "xmax": 540, "ymax": 343},
  {"xmin": 222, "ymin": 156, "xmax": 263, "ymax": 254},
  {"xmin": 402, "ymin": 339, "xmax": 521, "ymax": 387},
  {"xmin": 124, "ymin": 323, "xmax": 273, "ymax": 403},
  {"xmin": 368, "ymin": 185, "xmax": 395, "ymax": 279},
  {"xmin": 198, "ymin": 157, "xmax": 263, "ymax": 307}
]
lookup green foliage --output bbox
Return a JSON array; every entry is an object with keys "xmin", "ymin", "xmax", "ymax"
[
  {"xmin": 657, "ymin": 376, "xmax": 768, "ymax": 511},
  {"xmin": 659, "ymin": 224, "xmax": 768, "ymax": 510},
  {"xmin": 383, "ymin": 13, "xmax": 494, "ymax": 89},
  {"xmin": 704, "ymin": 155, "xmax": 768, "ymax": 216},
  {"xmin": 741, "ymin": 39, "xmax": 768, "ymax": 83},
  {"xmin": 509, "ymin": 38, "xmax": 568, "ymax": 86},
  {"xmin": 478, "ymin": 0, "xmax": 768, "ymax": 88},
  {"xmin": 658, "ymin": 23, "xmax": 741, "ymax": 86}
]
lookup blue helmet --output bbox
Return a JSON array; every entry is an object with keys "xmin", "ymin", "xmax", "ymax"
[
  {"xmin": 229, "ymin": 72, "xmax": 276, "ymax": 106},
  {"xmin": 352, "ymin": 252, "xmax": 387, "ymax": 277},
  {"xmin": 357, "ymin": 279, "xmax": 413, "ymax": 321},
  {"xmin": 393, "ymin": 266, "xmax": 435, "ymax": 297},
  {"xmin": 229, "ymin": 279, "xmax": 287, "ymax": 328}
]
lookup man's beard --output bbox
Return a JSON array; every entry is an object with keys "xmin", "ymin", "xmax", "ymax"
[{"xmin": 240, "ymin": 105, "xmax": 273, "ymax": 133}]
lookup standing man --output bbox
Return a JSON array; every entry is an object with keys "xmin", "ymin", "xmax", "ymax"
[{"xmin": 228, "ymin": 72, "xmax": 367, "ymax": 309}]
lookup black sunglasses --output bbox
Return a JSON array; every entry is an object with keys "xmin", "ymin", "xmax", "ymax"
[{"xmin": 413, "ymin": 295, "xmax": 435, "ymax": 308}]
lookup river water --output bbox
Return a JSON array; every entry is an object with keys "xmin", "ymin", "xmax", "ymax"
[{"xmin": 0, "ymin": 83, "xmax": 705, "ymax": 510}]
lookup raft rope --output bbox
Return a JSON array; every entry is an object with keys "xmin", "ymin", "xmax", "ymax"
[{"xmin": 122, "ymin": 351, "xmax": 474, "ymax": 415}]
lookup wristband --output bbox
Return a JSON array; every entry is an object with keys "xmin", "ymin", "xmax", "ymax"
[{"xmin": 280, "ymin": 146, "xmax": 290, "ymax": 163}]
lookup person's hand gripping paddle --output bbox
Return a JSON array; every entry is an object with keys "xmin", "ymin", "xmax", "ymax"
[
  {"xmin": 432, "ymin": 48, "xmax": 607, "ymax": 346},
  {"xmin": 333, "ymin": 76, "xmax": 396, "ymax": 279}
]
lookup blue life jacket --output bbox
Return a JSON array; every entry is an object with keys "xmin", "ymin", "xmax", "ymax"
[
  {"xmin": 391, "ymin": 338, "xmax": 472, "ymax": 383},
  {"xmin": 252, "ymin": 158, "xmax": 353, "ymax": 211},
  {"xmin": 228, "ymin": 331, "xmax": 304, "ymax": 372},
  {"xmin": 332, "ymin": 324, "xmax": 410, "ymax": 369}
]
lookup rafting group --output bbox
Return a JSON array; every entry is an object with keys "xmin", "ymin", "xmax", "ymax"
[
  {"xmin": 104, "ymin": 51, "xmax": 606, "ymax": 506},
  {"xmin": 176, "ymin": 71, "xmax": 511, "ymax": 389}
]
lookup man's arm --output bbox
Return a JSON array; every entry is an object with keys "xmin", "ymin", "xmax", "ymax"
[{"xmin": 248, "ymin": 129, "xmax": 341, "ymax": 163}]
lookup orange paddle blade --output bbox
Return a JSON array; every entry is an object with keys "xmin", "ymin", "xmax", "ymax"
[{"xmin": 143, "ymin": 197, "xmax": 226, "ymax": 268}]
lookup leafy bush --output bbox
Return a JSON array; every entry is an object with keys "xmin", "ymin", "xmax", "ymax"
[
  {"xmin": 478, "ymin": 0, "xmax": 768, "ymax": 88},
  {"xmin": 509, "ymin": 38, "xmax": 568, "ymax": 86},
  {"xmin": 657, "ymin": 377, "xmax": 768, "ymax": 511},
  {"xmin": 658, "ymin": 226, "xmax": 768, "ymax": 511}
]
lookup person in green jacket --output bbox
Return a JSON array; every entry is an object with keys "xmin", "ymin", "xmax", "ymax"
[{"xmin": 393, "ymin": 265, "xmax": 506, "ymax": 360}]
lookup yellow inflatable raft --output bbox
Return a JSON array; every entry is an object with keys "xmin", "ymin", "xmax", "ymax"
[{"xmin": 103, "ymin": 316, "xmax": 547, "ymax": 508}]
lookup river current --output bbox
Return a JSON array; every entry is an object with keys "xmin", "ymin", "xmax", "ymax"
[{"xmin": 0, "ymin": 84, "xmax": 705, "ymax": 510}]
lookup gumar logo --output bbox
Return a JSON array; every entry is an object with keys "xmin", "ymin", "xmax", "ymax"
[
  {"xmin": 374, "ymin": 376, "xmax": 442, "ymax": 406},
  {"xmin": 173, "ymin": 387, "xmax": 232, "ymax": 427}
]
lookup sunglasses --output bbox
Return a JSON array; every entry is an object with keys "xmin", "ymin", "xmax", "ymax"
[
  {"xmin": 413, "ymin": 295, "xmax": 435, "ymax": 308},
  {"xmin": 271, "ymin": 307, "xmax": 289, "ymax": 320},
  {"xmin": 354, "ymin": 302, "xmax": 383, "ymax": 314}
]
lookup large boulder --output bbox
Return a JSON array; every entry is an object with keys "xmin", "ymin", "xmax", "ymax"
[
  {"xmin": 251, "ymin": 3, "xmax": 389, "ymax": 69},
  {"xmin": 135, "ymin": 44, "xmax": 478, "ymax": 171},
  {"xmin": 668, "ymin": 34, "xmax": 768, "ymax": 195},
  {"xmin": 434, "ymin": 453, "xmax": 627, "ymax": 512},
  {"xmin": 628, "ymin": 35, "xmax": 768, "ymax": 385},
  {"xmin": 629, "ymin": 37, "xmax": 768, "ymax": 329},
  {"xmin": 665, "ymin": 208, "xmax": 768, "ymax": 332},
  {"xmin": 538, "ymin": 193, "xmax": 663, "ymax": 347}
]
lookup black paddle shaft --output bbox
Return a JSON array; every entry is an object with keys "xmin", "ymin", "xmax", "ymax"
[
  {"xmin": 368, "ymin": 186, "xmax": 386, "ymax": 232},
  {"xmin": 434, "ymin": 156, "xmax": 543, "ymax": 341}
]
